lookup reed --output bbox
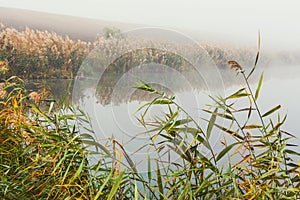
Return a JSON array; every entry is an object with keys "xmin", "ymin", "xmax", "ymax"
[
  {"xmin": 0, "ymin": 24, "xmax": 267, "ymax": 80},
  {"xmin": 0, "ymin": 77, "xmax": 127, "ymax": 199},
  {"xmin": 0, "ymin": 26, "xmax": 299, "ymax": 199},
  {"xmin": 133, "ymin": 45, "xmax": 300, "ymax": 199},
  {"xmin": 0, "ymin": 24, "xmax": 91, "ymax": 79}
]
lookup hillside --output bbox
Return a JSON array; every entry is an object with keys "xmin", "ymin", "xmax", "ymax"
[
  {"xmin": 0, "ymin": 7, "xmax": 299, "ymax": 80},
  {"xmin": 0, "ymin": 7, "xmax": 137, "ymax": 41}
]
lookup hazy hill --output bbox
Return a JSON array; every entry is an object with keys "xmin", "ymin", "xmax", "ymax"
[
  {"xmin": 0, "ymin": 7, "xmax": 299, "ymax": 67},
  {"xmin": 0, "ymin": 7, "xmax": 137, "ymax": 41}
]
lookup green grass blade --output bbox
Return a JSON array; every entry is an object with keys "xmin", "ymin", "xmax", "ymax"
[
  {"xmin": 69, "ymin": 157, "xmax": 85, "ymax": 184},
  {"xmin": 94, "ymin": 170, "xmax": 113, "ymax": 200},
  {"xmin": 202, "ymin": 119, "xmax": 244, "ymax": 140},
  {"xmin": 216, "ymin": 142, "xmax": 239, "ymax": 161},
  {"xmin": 284, "ymin": 149, "xmax": 300, "ymax": 156},
  {"xmin": 107, "ymin": 171, "xmax": 125, "ymax": 200},
  {"xmin": 247, "ymin": 51, "xmax": 260, "ymax": 80},
  {"xmin": 47, "ymin": 99, "xmax": 55, "ymax": 114},
  {"xmin": 247, "ymin": 31, "xmax": 260, "ymax": 79},
  {"xmin": 206, "ymin": 108, "xmax": 218, "ymax": 139},
  {"xmin": 226, "ymin": 88, "xmax": 249, "ymax": 99},
  {"xmin": 262, "ymin": 105, "xmax": 281, "ymax": 118},
  {"xmin": 134, "ymin": 179, "xmax": 139, "ymax": 200},
  {"xmin": 255, "ymin": 72, "xmax": 264, "ymax": 101},
  {"xmin": 52, "ymin": 149, "xmax": 68, "ymax": 175},
  {"xmin": 31, "ymin": 103, "xmax": 52, "ymax": 123},
  {"xmin": 148, "ymin": 154, "xmax": 152, "ymax": 182},
  {"xmin": 260, "ymin": 169, "xmax": 278, "ymax": 180},
  {"xmin": 203, "ymin": 109, "xmax": 234, "ymax": 120},
  {"xmin": 156, "ymin": 161, "xmax": 164, "ymax": 200},
  {"xmin": 79, "ymin": 139, "xmax": 111, "ymax": 157}
]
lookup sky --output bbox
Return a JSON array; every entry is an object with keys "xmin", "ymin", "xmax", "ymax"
[{"xmin": 1, "ymin": 0, "xmax": 300, "ymax": 50}]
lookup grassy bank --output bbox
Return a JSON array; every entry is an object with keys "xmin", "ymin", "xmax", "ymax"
[{"xmin": 1, "ymin": 50, "xmax": 300, "ymax": 199}]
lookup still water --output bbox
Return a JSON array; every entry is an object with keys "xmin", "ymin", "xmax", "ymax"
[{"xmin": 45, "ymin": 64, "xmax": 300, "ymax": 171}]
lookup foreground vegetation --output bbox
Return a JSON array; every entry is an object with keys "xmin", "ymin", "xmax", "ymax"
[
  {"xmin": 134, "ymin": 60, "xmax": 300, "ymax": 199},
  {"xmin": 1, "ymin": 40, "xmax": 300, "ymax": 199}
]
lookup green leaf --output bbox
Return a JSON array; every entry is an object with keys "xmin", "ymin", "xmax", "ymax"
[
  {"xmin": 31, "ymin": 104, "xmax": 52, "ymax": 123},
  {"xmin": 79, "ymin": 140, "xmax": 111, "ymax": 157},
  {"xmin": 202, "ymin": 118, "xmax": 244, "ymax": 140},
  {"xmin": 165, "ymin": 119, "xmax": 192, "ymax": 132},
  {"xmin": 69, "ymin": 158, "xmax": 85, "ymax": 183},
  {"xmin": 207, "ymin": 108, "xmax": 218, "ymax": 139},
  {"xmin": 255, "ymin": 72, "xmax": 263, "ymax": 100},
  {"xmin": 148, "ymin": 154, "xmax": 152, "ymax": 182},
  {"xmin": 135, "ymin": 97, "xmax": 172, "ymax": 115},
  {"xmin": 226, "ymin": 88, "xmax": 249, "ymax": 99},
  {"xmin": 173, "ymin": 127, "xmax": 201, "ymax": 135},
  {"xmin": 156, "ymin": 161, "xmax": 164, "ymax": 200},
  {"xmin": 107, "ymin": 171, "xmax": 125, "ymax": 200},
  {"xmin": 58, "ymin": 114, "xmax": 77, "ymax": 120},
  {"xmin": 167, "ymin": 144, "xmax": 192, "ymax": 163},
  {"xmin": 260, "ymin": 169, "xmax": 278, "ymax": 180},
  {"xmin": 94, "ymin": 170, "xmax": 113, "ymax": 200},
  {"xmin": 135, "ymin": 81, "xmax": 157, "ymax": 93},
  {"xmin": 247, "ymin": 31, "xmax": 260, "ymax": 79},
  {"xmin": 284, "ymin": 149, "xmax": 300, "ymax": 156},
  {"xmin": 138, "ymin": 99, "xmax": 173, "ymax": 112},
  {"xmin": 203, "ymin": 109, "xmax": 234, "ymax": 120},
  {"xmin": 170, "ymin": 127, "xmax": 209, "ymax": 149},
  {"xmin": 134, "ymin": 179, "xmax": 139, "ymax": 200},
  {"xmin": 47, "ymin": 99, "xmax": 55, "ymax": 114},
  {"xmin": 152, "ymin": 99, "xmax": 173, "ymax": 105},
  {"xmin": 216, "ymin": 142, "xmax": 239, "ymax": 161},
  {"xmin": 247, "ymin": 51, "xmax": 260, "ymax": 79},
  {"xmin": 52, "ymin": 149, "xmax": 69, "ymax": 175},
  {"xmin": 262, "ymin": 105, "xmax": 281, "ymax": 118},
  {"xmin": 20, "ymin": 145, "xmax": 35, "ymax": 157}
]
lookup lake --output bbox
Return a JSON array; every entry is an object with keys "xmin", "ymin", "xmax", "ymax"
[{"xmin": 42, "ymin": 64, "xmax": 297, "ymax": 172}]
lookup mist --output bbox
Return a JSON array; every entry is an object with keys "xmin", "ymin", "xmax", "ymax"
[{"xmin": 0, "ymin": 0, "xmax": 300, "ymax": 51}]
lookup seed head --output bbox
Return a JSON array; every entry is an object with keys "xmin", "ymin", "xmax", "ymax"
[
  {"xmin": 29, "ymin": 91, "xmax": 41, "ymax": 103},
  {"xmin": 228, "ymin": 60, "xmax": 243, "ymax": 72}
]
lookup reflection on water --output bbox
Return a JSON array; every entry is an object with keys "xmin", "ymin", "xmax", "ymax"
[
  {"xmin": 39, "ymin": 65, "xmax": 300, "ymax": 171},
  {"xmin": 72, "ymin": 67, "xmax": 251, "ymax": 105}
]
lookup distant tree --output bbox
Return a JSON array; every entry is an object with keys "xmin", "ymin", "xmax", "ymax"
[{"xmin": 103, "ymin": 27, "xmax": 124, "ymax": 39}]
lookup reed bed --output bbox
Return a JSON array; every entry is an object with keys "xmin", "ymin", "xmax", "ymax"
[
  {"xmin": 0, "ymin": 77, "xmax": 129, "ymax": 199},
  {"xmin": 0, "ymin": 24, "xmax": 267, "ymax": 80},
  {"xmin": 132, "ymin": 48, "xmax": 300, "ymax": 199},
  {"xmin": 1, "ymin": 43, "xmax": 300, "ymax": 199},
  {"xmin": 0, "ymin": 24, "xmax": 299, "ymax": 199},
  {"xmin": 0, "ymin": 24, "xmax": 91, "ymax": 79}
]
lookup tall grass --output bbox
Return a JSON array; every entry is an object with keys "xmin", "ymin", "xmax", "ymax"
[
  {"xmin": 0, "ymin": 30, "xmax": 299, "ymax": 199},
  {"xmin": 133, "ymin": 51, "xmax": 300, "ymax": 199},
  {"xmin": 0, "ymin": 25, "xmax": 91, "ymax": 79},
  {"xmin": 0, "ymin": 77, "xmax": 131, "ymax": 199},
  {"xmin": 0, "ymin": 24, "xmax": 269, "ymax": 80}
]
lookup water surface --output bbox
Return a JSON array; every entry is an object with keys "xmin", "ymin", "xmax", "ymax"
[{"xmin": 42, "ymin": 65, "xmax": 300, "ymax": 171}]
